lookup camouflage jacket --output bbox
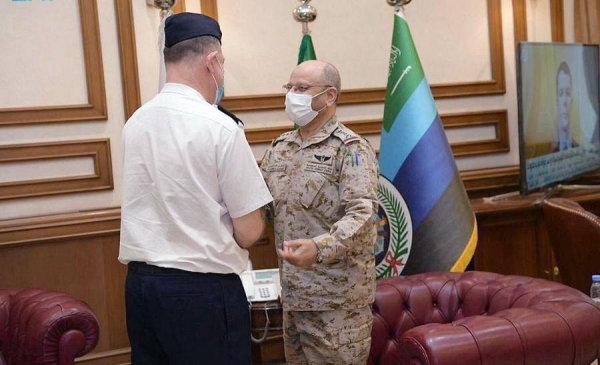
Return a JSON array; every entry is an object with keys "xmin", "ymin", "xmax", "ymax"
[{"xmin": 260, "ymin": 117, "xmax": 379, "ymax": 311}]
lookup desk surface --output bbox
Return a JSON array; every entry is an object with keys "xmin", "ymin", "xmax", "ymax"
[{"xmin": 471, "ymin": 188, "xmax": 600, "ymax": 215}]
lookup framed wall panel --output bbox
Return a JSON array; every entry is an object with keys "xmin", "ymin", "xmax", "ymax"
[
  {"xmin": 512, "ymin": 0, "xmax": 565, "ymax": 44},
  {"xmin": 246, "ymin": 110, "xmax": 510, "ymax": 159},
  {"xmin": 115, "ymin": 0, "xmax": 190, "ymax": 121},
  {"xmin": 0, "ymin": 139, "xmax": 113, "ymax": 200},
  {"xmin": 173, "ymin": 0, "xmax": 186, "ymax": 13},
  {"xmin": 115, "ymin": 0, "xmax": 142, "ymax": 120},
  {"xmin": 0, "ymin": 0, "xmax": 107, "ymax": 125},
  {"xmin": 444, "ymin": 110, "xmax": 509, "ymax": 157},
  {"xmin": 200, "ymin": 0, "xmax": 218, "ymax": 18},
  {"xmin": 550, "ymin": 0, "xmax": 565, "ymax": 42},
  {"xmin": 513, "ymin": 0, "xmax": 528, "ymax": 45},
  {"xmin": 462, "ymin": 165, "xmax": 520, "ymax": 196},
  {"xmin": 0, "ymin": 208, "xmax": 120, "ymax": 248},
  {"xmin": 205, "ymin": 0, "xmax": 506, "ymax": 112}
]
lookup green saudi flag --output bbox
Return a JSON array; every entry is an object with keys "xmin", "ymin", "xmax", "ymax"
[
  {"xmin": 294, "ymin": 34, "xmax": 317, "ymax": 129},
  {"xmin": 298, "ymin": 34, "xmax": 317, "ymax": 64}
]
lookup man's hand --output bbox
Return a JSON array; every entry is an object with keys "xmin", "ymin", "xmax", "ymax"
[{"xmin": 277, "ymin": 239, "xmax": 318, "ymax": 268}]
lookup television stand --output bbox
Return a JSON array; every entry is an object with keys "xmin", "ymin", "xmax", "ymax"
[
  {"xmin": 470, "ymin": 190, "xmax": 600, "ymax": 286},
  {"xmin": 482, "ymin": 184, "xmax": 600, "ymax": 206}
]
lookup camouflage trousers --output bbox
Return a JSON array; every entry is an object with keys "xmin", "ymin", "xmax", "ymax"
[{"xmin": 283, "ymin": 306, "xmax": 372, "ymax": 365}]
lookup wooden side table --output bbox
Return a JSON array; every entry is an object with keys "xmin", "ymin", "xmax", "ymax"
[{"xmin": 250, "ymin": 300, "xmax": 285, "ymax": 364}]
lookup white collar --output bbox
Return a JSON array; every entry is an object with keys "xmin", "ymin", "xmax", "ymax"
[{"xmin": 161, "ymin": 83, "xmax": 207, "ymax": 102}]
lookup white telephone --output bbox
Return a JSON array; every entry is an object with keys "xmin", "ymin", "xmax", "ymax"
[{"xmin": 240, "ymin": 268, "xmax": 281, "ymax": 302}]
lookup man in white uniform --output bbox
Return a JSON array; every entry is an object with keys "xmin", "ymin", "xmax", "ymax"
[{"xmin": 118, "ymin": 13, "xmax": 273, "ymax": 365}]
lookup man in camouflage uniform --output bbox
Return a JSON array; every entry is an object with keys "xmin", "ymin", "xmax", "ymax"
[{"xmin": 260, "ymin": 60, "xmax": 379, "ymax": 364}]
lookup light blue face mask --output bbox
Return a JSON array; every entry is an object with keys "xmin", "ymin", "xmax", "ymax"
[{"xmin": 211, "ymin": 57, "xmax": 225, "ymax": 105}]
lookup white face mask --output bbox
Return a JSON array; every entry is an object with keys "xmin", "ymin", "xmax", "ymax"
[{"xmin": 285, "ymin": 89, "xmax": 328, "ymax": 126}]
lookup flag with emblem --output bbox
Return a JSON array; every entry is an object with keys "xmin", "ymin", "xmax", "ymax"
[
  {"xmin": 298, "ymin": 33, "xmax": 317, "ymax": 64},
  {"xmin": 374, "ymin": 6, "xmax": 478, "ymax": 278}
]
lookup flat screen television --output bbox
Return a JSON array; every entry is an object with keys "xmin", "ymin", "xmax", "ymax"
[{"xmin": 517, "ymin": 42, "xmax": 600, "ymax": 195}]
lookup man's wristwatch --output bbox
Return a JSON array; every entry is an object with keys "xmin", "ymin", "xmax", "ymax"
[{"xmin": 313, "ymin": 241, "xmax": 323, "ymax": 264}]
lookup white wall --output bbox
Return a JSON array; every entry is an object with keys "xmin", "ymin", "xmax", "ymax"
[{"xmin": 0, "ymin": 0, "xmax": 574, "ymax": 220}]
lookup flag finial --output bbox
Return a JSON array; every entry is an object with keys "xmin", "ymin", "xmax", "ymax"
[
  {"xmin": 150, "ymin": 0, "xmax": 177, "ymax": 16},
  {"xmin": 386, "ymin": 0, "xmax": 412, "ymax": 6},
  {"xmin": 293, "ymin": 0, "xmax": 317, "ymax": 35}
]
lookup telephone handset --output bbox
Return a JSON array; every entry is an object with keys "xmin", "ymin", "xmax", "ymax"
[{"xmin": 240, "ymin": 268, "xmax": 281, "ymax": 302}]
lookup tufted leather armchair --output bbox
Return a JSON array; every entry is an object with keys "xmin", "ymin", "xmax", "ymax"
[
  {"xmin": 0, "ymin": 288, "xmax": 99, "ymax": 365},
  {"xmin": 368, "ymin": 271, "xmax": 600, "ymax": 365}
]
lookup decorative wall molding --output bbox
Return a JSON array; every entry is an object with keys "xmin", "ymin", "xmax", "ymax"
[
  {"xmin": 512, "ymin": 0, "xmax": 528, "ymax": 45},
  {"xmin": 113, "ymin": 0, "xmax": 194, "ymax": 122},
  {"xmin": 200, "ymin": 0, "xmax": 218, "ymax": 19},
  {"xmin": 115, "ymin": 1, "xmax": 142, "ymax": 120},
  {"xmin": 220, "ymin": 89, "xmax": 387, "ymax": 112},
  {"xmin": 0, "ymin": 139, "xmax": 113, "ymax": 200},
  {"xmin": 550, "ymin": 0, "xmax": 565, "ymax": 42},
  {"xmin": 512, "ymin": 0, "xmax": 565, "ymax": 44},
  {"xmin": 173, "ymin": 0, "xmax": 186, "ymax": 13},
  {"xmin": 443, "ymin": 110, "xmax": 509, "ymax": 157},
  {"xmin": 0, "ymin": 165, "xmax": 520, "ymax": 245},
  {"xmin": 246, "ymin": 110, "xmax": 510, "ymax": 158},
  {"xmin": 0, "ymin": 0, "xmax": 107, "ymax": 125},
  {"xmin": 461, "ymin": 165, "xmax": 520, "ymax": 196},
  {"xmin": 0, "ymin": 207, "xmax": 120, "ymax": 248},
  {"xmin": 213, "ymin": 0, "xmax": 506, "ymax": 112},
  {"xmin": 114, "ymin": 0, "xmax": 186, "ymax": 121}
]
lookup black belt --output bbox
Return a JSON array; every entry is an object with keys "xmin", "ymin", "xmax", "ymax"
[{"xmin": 127, "ymin": 261, "xmax": 233, "ymax": 278}]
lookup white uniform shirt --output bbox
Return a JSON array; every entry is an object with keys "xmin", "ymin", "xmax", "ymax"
[{"xmin": 119, "ymin": 83, "xmax": 273, "ymax": 274}]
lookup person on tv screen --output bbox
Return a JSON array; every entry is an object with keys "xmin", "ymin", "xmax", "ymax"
[{"xmin": 552, "ymin": 61, "xmax": 579, "ymax": 152}]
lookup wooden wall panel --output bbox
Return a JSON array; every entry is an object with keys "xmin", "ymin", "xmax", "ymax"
[
  {"xmin": 473, "ymin": 204, "xmax": 542, "ymax": 278},
  {"xmin": 3, "ymin": 189, "xmax": 600, "ymax": 363},
  {"xmin": 0, "ymin": 0, "xmax": 107, "ymax": 125},
  {"xmin": 0, "ymin": 209, "xmax": 129, "ymax": 365},
  {"xmin": 0, "ymin": 206, "xmax": 277, "ymax": 364},
  {"xmin": 0, "ymin": 139, "xmax": 113, "ymax": 200}
]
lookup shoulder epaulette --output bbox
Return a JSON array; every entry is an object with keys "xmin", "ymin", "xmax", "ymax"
[
  {"xmin": 217, "ymin": 105, "xmax": 244, "ymax": 127},
  {"xmin": 333, "ymin": 127, "xmax": 362, "ymax": 145},
  {"xmin": 272, "ymin": 131, "xmax": 295, "ymax": 146}
]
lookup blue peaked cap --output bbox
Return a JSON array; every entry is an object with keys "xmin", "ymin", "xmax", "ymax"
[{"xmin": 164, "ymin": 12, "xmax": 222, "ymax": 48}]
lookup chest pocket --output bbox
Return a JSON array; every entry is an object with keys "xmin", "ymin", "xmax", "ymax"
[
  {"xmin": 266, "ymin": 171, "xmax": 289, "ymax": 209},
  {"xmin": 300, "ymin": 166, "xmax": 341, "ymax": 219},
  {"xmin": 264, "ymin": 158, "xmax": 290, "ymax": 210}
]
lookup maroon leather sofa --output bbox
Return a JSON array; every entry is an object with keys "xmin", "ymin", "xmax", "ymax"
[
  {"xmin": 0, "ymin": 288, "xmax": 99, "ymax": 365},
  {"xmin": 368, "ymin": 271, "xmax": 600, "ymax": 365}
]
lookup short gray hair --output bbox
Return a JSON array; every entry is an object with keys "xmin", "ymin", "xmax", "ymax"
[
  {"xmin": 164, "ymin": 36, "xmax": 220, "ymax": 64},
  {"xmin": 322, "ymin": 62, "xmax": 341, "ymax": 102}
]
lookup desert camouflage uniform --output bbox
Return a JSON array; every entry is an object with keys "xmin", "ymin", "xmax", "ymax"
[{"xmin": 260, "ymin": 116, "xmax": 379, "ymax": 364}]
